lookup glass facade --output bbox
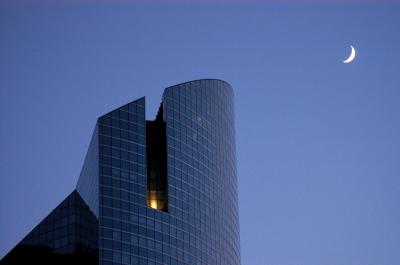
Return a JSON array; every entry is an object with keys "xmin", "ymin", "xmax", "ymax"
[
  {"xmin": 1, "ymin": 191, "xmax": 98, "ymax": 264},
  {"xmin": 1, "ymin": 79, "xmax": 240, "ymax": 265},
  {"xmin": 97, "ymin": 97, "xmax": 149, "ymax": 265},
  {"xmin": 162, "ymin": 80, "xmax": 240, "ymax": 265},
  {"xmin": 77, "ymin": 123, "xmax": 100, "ymax": 217}
]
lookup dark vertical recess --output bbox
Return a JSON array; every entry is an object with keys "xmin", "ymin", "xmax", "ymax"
[{"xmin": 146, "ymin": 104, "xmax": 168, "ymax": 212}]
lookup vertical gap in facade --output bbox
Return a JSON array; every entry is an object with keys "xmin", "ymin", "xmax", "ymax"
[{"xmin": 146, "ymin": 104, "xmax": 168, "ymax": 212}]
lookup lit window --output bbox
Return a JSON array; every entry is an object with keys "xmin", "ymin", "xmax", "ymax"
[{"xmin": 147, "ymin": 190, "xmax": 166, "ymax": 211}]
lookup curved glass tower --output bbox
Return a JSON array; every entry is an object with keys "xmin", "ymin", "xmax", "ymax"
[
  {"xmin": 1, "ymin": 79, "xmax": 240, "ymax": 265},
  {"xmin": 161, "ymin": 80, "xmax": 240, "ymax": 265}
]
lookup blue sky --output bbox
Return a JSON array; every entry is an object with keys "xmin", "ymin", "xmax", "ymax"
[{"xmin": 1, "ymin": 2, "xmax": 400, "ymax": 265}]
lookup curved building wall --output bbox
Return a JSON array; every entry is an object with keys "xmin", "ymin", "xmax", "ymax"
[
  {"xmin": 97, "ymin": 98, "xmax": 150, "ymax": 265},
  {"xmin": 97, "ymin": 80, "xmax": 240, "ymax": 265},
  {"xmin": 163, "ymin": 79, "xmax": 240, "ymax": 265},
  {"xmin": 2, "ymin": 79, "xmax": 240, "ymax": 265}
]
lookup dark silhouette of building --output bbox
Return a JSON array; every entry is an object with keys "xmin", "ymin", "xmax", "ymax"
[{"xmin": 1, "ymin": 79, "xmax": 241, "ymax": 265}]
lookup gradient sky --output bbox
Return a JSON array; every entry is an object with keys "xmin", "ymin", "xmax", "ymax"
[{"xmin": 1, "ymin": 1, "xmax": 400, "ymax": 265}]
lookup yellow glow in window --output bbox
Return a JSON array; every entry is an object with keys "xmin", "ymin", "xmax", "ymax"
[{"xmin": 150, "ymin": 199, "xmax": 158, "ymax": 210}]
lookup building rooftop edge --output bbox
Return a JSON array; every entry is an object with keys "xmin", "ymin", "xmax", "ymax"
[
  {"xmin": 163, "ymin": 78, "xmax": 232, "ymax": 94},
  {"xmin": 97, "ymin": 78, "xmax": 233, "ymax": 120}
]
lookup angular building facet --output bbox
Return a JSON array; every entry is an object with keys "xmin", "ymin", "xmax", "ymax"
[{"xmin": 1, "ymin": 79, "xmax": 240, "ymax": 265}]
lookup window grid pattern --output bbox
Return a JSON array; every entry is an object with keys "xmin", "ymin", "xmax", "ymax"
[
  {"xmin": 20, "ymin": 191, "xmax": 98, "ymax": 254},
  {"xmin": 163, "ymin": 80, "xmax": 240, "ymax": 265},
  {"xmin": 2, "ymin": 80, "xmax": 240, "ymax": 265},
  {"xmin": 97, "ymin": 80, "xmax": 240, "ymax": 265}
]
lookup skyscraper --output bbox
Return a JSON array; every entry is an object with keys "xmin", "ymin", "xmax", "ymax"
[{"xmin": 1, "ymin": 79, "xmax": 241, "ymax": 265}]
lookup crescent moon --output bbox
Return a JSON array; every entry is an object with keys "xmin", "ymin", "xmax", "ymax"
[{"xmin": 343, "ymin": 45, "xmax": 356, "ymax": 63}]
